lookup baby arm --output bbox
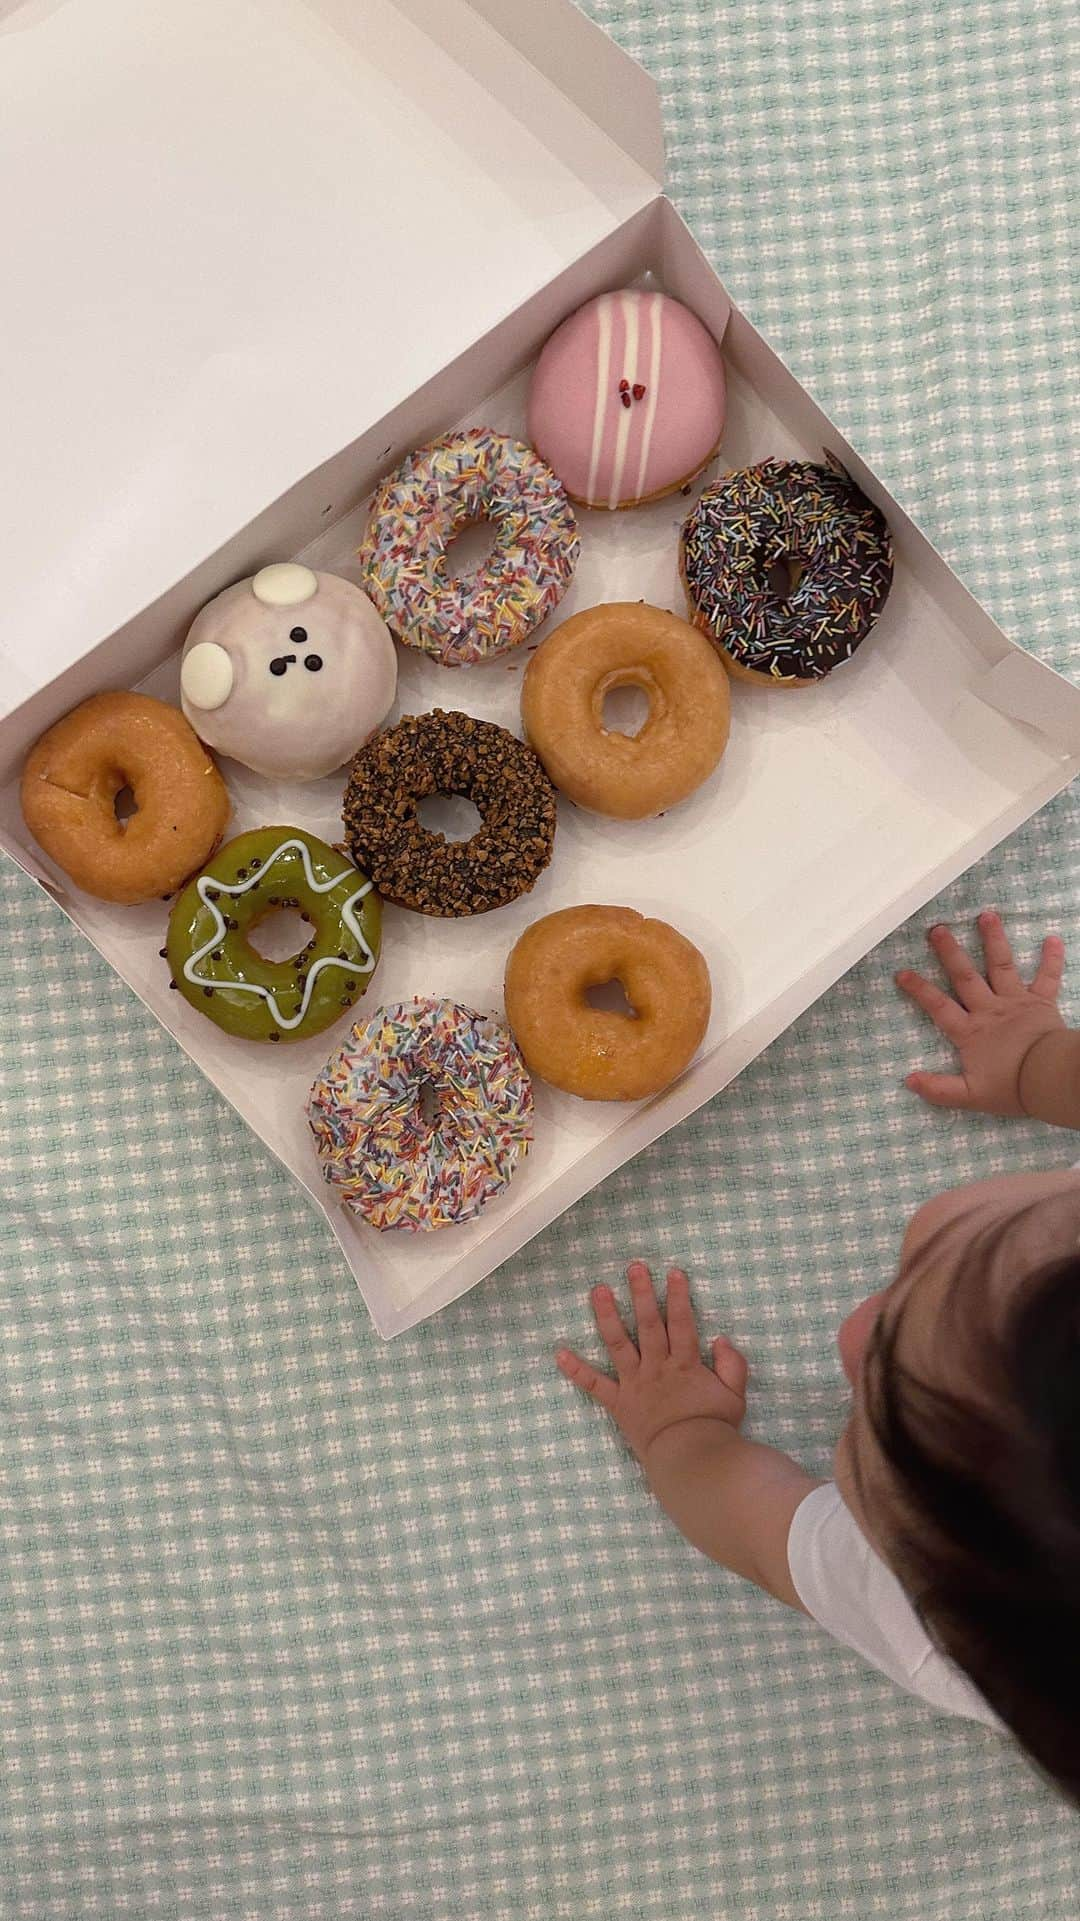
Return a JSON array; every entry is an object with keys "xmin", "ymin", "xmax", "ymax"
[
  {"xmin": 557, "ymin": 1263, "xmax": 820, "ymax": 1609},
  {"xmin": 898, "ymin": 910, "xmax": 1080, "ymax": 1125}
]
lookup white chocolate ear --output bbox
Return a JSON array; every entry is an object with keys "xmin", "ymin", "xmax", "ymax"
[
  {"xmin": 181, "ymin": 641, "xmax": 234, "ymax": 711},
  {"xmin": 251, "ymin": 562, "xmax": 318, "ymax": 607}
]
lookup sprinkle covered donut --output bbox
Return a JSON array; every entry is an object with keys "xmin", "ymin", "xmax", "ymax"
[
  {"xmin": 527, "ymin": 289, "xmax": 727, "ymax": 509},
  {"xmin": 681, "ymin": 456, "xmax": 893, "ymax": 685},
  {"xmin": 307, "ymin": 999, "xmax": 534, "ymax": 1232},
  {"xmin": 358, "ymin": 428, "xmax": 579, "ymax": 667},
  {"xmin": 342, "ymin": 709, "xmax": 557, "ymax": 917}
]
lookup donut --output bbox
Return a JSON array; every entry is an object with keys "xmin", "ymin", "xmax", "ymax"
[
  {"xmin": 521, "ymin": 602, "xmax": 730, "ymax": 819},
  {"xmin": 342, "ymin": 710, "xmax": 557, "ymax": 917},
  {"xmin": 180, "ymin": 563, "xmax": 397, "ymax": 779},
  {"xmin": 165, "ymin": 828, "xmax": 380, "ymax": 1043},
  {"xmin": 20, "ymin": 691, "xmax": 230, "ymax": 904},
  {"xmin": 357, "ymin": 427, "xmax": 579, "ymax": 667},
  {"xmin": 527, "ymin": 289, "xmax": 726, "ymax": 509},
  {"xmin": 307, "ymin": 998, "xmax": 533, "ymax": 1232},
  {"xmin": 504, "ymin": 906, "xmax": 710, "ymax": 1101},
  {"xmin": 681, "ymin": 457, "xmax": 894, "ymax": 686}
]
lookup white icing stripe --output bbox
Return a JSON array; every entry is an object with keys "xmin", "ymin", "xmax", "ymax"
[
  {"xmin": 585, "ymin": 295, "xmax": 613, "ymax": 506},
  {"xmin": 182, "ymin": 836, "xmax": 376, "ymax": 1031},
  {"xmin": 607, "ymin": 291, "xmax": 639, "ymax": 508},
  {"xmin": 634, "ymin": 293, "xmax": 665, "ymax": 501}
]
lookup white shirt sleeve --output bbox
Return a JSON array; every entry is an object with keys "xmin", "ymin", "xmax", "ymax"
[{"xmin": 787, "ymin": 1482, "xmax": 1002, "ymax": 1729}]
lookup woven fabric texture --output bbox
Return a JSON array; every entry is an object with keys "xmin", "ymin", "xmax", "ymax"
[{"xmin": 3, "ymin": 2, "xmax": 1080, "ymax": 1914}]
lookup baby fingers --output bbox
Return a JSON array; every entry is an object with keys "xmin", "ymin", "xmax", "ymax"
[
  {"xmin": 711, "ymin": 1334, "xmax": 749, "ymax": 1401},
  {"xmin": 895, "ymin": 966, "xmax": 970, "ymax": 1041},
  {"xmin": 555, "ymin": 1346, "xmax": 618, "ymax": 1410}
]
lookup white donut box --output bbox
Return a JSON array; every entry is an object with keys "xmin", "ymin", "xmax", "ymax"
[{"xmin": 3, "ymin": 0, "xmax": 1080, "ymax": 1337}]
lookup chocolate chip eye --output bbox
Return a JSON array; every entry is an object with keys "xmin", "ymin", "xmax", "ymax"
[
  {"xmin": 304, "ymin": 654, "xmax": 323, "ymax": 672},
  {"xmin": 269, "ymin": 657, "xmax": 289, "ymax": 676},
  {"xmin": 290, "ymin": 627, "xmax": 308, "ymax": 644}
]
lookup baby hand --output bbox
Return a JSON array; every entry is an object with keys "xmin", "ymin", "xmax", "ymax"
[
  {"xmin": 556, "ymin": 1261, "xmax": 747, "ymax": 1467},
  {"xmin": 897, "ymin": 910, "xmax": 1065, "ymax": 1116}
]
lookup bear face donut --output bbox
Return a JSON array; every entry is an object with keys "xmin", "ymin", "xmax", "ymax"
[
  {"xmin": 504, "ymin": 905, "xmax": 711, "ymax": 1102},
  {"xmin": 521, "ymin": 602, "xmax": 730, "ymax": 819},
  {"xmin": 680, "ymin": 458, "xmax": 894, "ymax": 686},
  {"xmin": 20, "ymin": 691, "xmax": 230, "ymax": 904},
  {"xmin": 180, "ymin": 564, "xmax": 397, "ymax": 779},
  {"xmin": 527, "ymin": 289, "xmax": 726, "ymax": 510}
]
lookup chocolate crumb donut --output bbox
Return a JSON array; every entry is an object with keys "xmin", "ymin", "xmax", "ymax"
[{"xmin": 342, "ymin": 710, "xmax": 557, "ymax": 916}]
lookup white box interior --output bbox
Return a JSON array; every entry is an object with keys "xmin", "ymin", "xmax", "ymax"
[
  {"xmin": 0, "ymin": 0, "xmax": 658, "ymax": 720},
  {"xmin": 5, "ymin": 199, "xmax": 1080, "ymax": 1336}
]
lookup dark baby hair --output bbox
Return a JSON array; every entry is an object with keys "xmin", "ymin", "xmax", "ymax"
[{"xmin": 865, "ymin": 1219, "xmax": 1080, "ymax": 1807}]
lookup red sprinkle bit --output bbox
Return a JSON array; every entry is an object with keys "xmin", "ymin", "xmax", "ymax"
[
  {"xmin": 632, "ymin": 383, "xmax": 646, "ymax": 400},
  {"xmin": 618, "ymin": 378, "xmax": 629, "ymax": 393},
  {"xmin": 620, "ymin": 390, "xmax": 632, "ymax": 408}
]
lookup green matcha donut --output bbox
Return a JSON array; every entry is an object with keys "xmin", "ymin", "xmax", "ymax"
[{"xmin": 166, "ymin": 827, "xmax": 381, "ymax": 1043}]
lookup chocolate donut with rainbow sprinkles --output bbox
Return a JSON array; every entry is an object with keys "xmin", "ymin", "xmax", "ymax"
[{"xmin": 681, "ymin": 455, "xmax": 894, "ymax": 687}]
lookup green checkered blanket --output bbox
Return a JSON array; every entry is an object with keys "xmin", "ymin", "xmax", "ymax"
[{"xmin": 3, "ymin": 2, "xmax": 1080, "ymax": 1913}]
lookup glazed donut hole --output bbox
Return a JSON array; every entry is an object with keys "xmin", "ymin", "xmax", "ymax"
[
  {"xmin": 84, "ymin": 761, "xmax": 140, "ymax": 830},
  {"xmin": 598, "ymin": 677, "xmax": 653, "ymax": 739},
  {"xmin": 583, "ymin": 976, "xmax": 639, "ymax": 1018},
  {"xmin": 567, "ymin": 947, "xmax": 665, "ymax": 1029}
]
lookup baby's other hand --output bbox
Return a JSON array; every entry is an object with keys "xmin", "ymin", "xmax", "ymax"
[
  {"xmin": 897, "ymin": 910, "xmax": 1065, "ymax": 1116},
  {"xmin": 556, "ymin": 1262, "xmax": 747, "ymax": 1467}
]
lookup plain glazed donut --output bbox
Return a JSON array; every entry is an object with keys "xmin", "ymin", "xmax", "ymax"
[
  {"xmin": 681, "ymin": 456, "xmax": 893, "ymax": 686},
  {"xmin": 504, "ymin": 905, "xmax": 711, "ymax": 1102},
  {"xmin": 20, "ymin": 692, "xmax": 230, "ymax": 904},
  {"xmin": 357, "ymin": 427, "xmax": 579, "ymax": 667},
  {"xmin": 307, "ymin": 998, "xmax": 534, "ymax": 1232},
  {"xmin": 521, "ymin": 602, "xmax": 730, "ymax": 819}
]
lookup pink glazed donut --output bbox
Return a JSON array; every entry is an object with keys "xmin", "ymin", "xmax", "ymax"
[{"xmin": 527, "ymin": 289, "xmax": 726, "ymax": 510}]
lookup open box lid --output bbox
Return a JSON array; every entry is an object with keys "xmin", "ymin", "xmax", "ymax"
[{"xmin": 0, "ymin": 0, "xmax": 662, "ymax": 722}]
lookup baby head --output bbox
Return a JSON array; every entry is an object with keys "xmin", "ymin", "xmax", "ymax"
[{"xmin": 836, "ymin": 1169, "xmax": 1080, "ymax": 1803}]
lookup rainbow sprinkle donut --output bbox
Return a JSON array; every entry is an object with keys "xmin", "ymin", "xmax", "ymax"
[
  {"xmin": 357, "ymin": 427, "xmax": 579, "ymax": 668},
  {"xmin": 306, "ymin": 998, "xmax": 534, "ymax": 1232}
]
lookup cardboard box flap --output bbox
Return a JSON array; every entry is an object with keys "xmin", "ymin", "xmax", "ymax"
[
  {"xmin": 0, "ymin": 0, "xmax": 660, "ymax": 721},
  {"xmin": 419, "ymin": 0, "xmax": 665, "ymax": 184}
]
